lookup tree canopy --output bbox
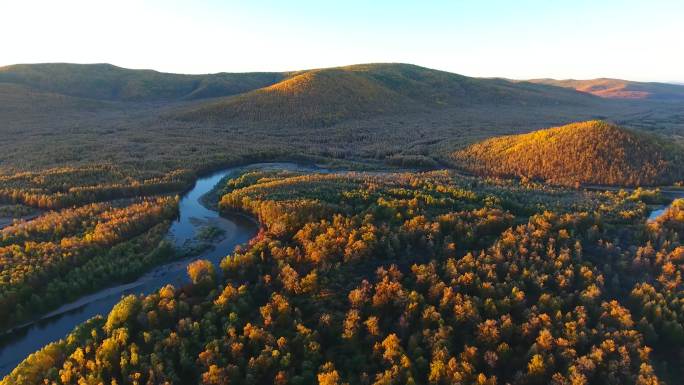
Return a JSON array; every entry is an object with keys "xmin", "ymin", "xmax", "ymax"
[{"xmin": 4, "ymin": 169, "xmax": 681, "ymax": 384}]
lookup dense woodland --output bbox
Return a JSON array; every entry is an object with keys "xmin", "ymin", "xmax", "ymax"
[
  {"xmin": 1, "ymin": 63, "xmax": 684, "ymax": 384},
  {"xmin": 0, "ymin": 63, "xmax": 284, "ymax": 103},
  {"xmin": 0, "ymin": 163, "xmax": 191, "ymax": 331},
  {"xmin": 3, "ymin": 169, "xmax": 682, "ymax": 385},
  {"xmin": 0, "ymin": 197, "xmax": 178, "ymax": 332},
  {"xmin": 174, "ymin": 64, "xmax": 600, "ymax": 128},
  {"xmin": 0, "ymin": 166, "xmax": 195, "ymax": 209},
  {"xmin": 453, "ymin": 121, "xmax": 684, "ymax": 187}
]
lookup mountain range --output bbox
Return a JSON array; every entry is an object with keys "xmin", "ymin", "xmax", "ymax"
[
  {"xmin": 0, "ymin": 63, "xmax": 283, "ymax": 102},
  {"xmin": 2, "ymin": 63, "xmax": 683, "ymax": 127},
  {"xmin": 173, "ymin": 64, "xmax": 602, "ymax": 127},
  {"xmin": 0, "ymin": 63, "xmax": 603, "ymax": 126},
  {"xmin": 0, "ymin": 62, "xmax": 683, "ymax": 174},
  {"xmin": 526, "ymin": 78, "xmax": 684, "ymax": 100}
]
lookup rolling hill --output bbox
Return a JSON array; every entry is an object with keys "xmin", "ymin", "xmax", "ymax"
[
  {"xmin": 0, "ymin": 82, "xmax": 107, "ymax": 115},
  {"xmin": 0, "ymin": 63, "xmax": 606, "ymax": 128},
  {"xmin": 173, "ymin": 63, "xmax": 601, "ymax": 127},
  {"xmin": 0, "ymin": 63, "xmax": 284, "ymax": 102},
  {"xmin": 2, "ymin": 62, "xmax": 683, "ymax": 176},
  {"xmin": 526, "ymin": 78, "xmax": 684, "ymax": 100},
  {"xmin": 453, "ymin": 120, "xmax": 684, "ymax": 186}
]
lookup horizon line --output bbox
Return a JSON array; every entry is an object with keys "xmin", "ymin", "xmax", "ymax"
[{"xmin": 1, "ymin": 61, "xmax": 682, "ymax": 85}]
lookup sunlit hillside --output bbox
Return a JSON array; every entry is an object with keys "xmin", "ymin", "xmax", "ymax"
[
  {"xmin": 177, "ymin": 67, "xmax": 417, "ymax": 127},
  {"xmin": 174, "ymin": 63, "xmax": 599, "ymax": 127},
  {"xmin": 453, "ymin": 120, "xmax": 684, "ymax": 186},
  {"xmin": 527, "ymin": 78, "xmax": 684, "ymax": 100},
  {"xmin": 2, "ymin": 0, "xmax": 684, "ymax": 382},
  {"xmin": 0, "ymin": 63, "xmax": 682, "ymax": 177}
]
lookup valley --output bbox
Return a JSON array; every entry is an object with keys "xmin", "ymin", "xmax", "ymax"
[
  {"xmin": 0, "ymin": 63, "xmax": 683, "ymax": 385},
  {"xmin": 1, "ymin": 63, "xmax": 683, "ymax": 177},
  {"xmin": 0, "ymin": 164, "xmax": 261, "ymax": 376}
]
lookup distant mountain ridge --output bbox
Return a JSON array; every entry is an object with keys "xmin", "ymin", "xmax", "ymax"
[
  {"xmin": 173, "ymin": 63, "xmax": 600, "ymax": 127},
  {"xmin": 526, "ymin": 78, "xmax": 684, "ymax": 100},
  {"xmin": 1, "ymin": 62, "xmax": 683, "ymax": 189},
  {"xmin": 2, "ymin": 62, "xmax": 661, "ymax": 128},
  {"xmin": 0, "ymin": 63, "xmax": 284, "ymax": 102},
  {"xmin": 453, "ymin": 120, "xmax": 684, "ymax": 186}
]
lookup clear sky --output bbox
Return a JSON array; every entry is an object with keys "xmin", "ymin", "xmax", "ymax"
[{"xmin": 2, "ymin": 0, "xmax": 682, "ymax": 82}]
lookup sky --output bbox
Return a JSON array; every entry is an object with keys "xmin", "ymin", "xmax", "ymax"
[{"xmin": 2, "ymin": 0, "xmax": 682, "ymax": 82}]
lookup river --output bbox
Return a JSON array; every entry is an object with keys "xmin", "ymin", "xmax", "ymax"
[
  {"xmin": 0, "ymin": 162, "xmax": 317, "ymax": 377},
  {"xmin": 0, "ymin": 165, "xmax": 680, "ymax": 376},
  {"xmin": 584, "ymin": 186, "xmax": 683, "ymax": 222},
  {"xmin": 647, "ymin": 191, "xmax": 684, "ymax": 222}
]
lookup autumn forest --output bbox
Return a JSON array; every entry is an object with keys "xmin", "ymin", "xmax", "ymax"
[{"xmin": 0, "ymin": 60, "xmax": 683, "ymax": 385}]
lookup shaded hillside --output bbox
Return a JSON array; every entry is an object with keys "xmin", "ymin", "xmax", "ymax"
[
  {"xmin": 0, "ymin": 63, "xmax": 283, "ymax": 102},
  {"xmin": 527, "ymin": 78, "xmax": 684, "ymax": 100},
  {"xmin": 174, "ymin": 63, "xmax": 599, "ymax": 127},
  {"xmin": 453, "ymin": 120, "xmax": 684, "ymax": 186},
  {"xmin": 0, "ymin": 83, "xmax": 106, "ymax": 115}
]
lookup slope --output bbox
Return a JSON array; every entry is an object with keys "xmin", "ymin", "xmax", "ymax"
[
  {"xmin": 452, "ymin": 120, "xmax": 684, "ymax": 186},
  {"xmin": 173, "ymin": 63, "xmax": 600, "ymax": 127},
  {"xmin": 527, "ymin": 78, "xmax": 684, "ymax": 100},
  {"xmin": 0, "ymin": 63, "xmax": 284, "ymax": 102}
]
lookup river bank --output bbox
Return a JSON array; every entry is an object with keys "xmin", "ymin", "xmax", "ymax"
[{"xmin": 0, "ymin": 164, "xmax": 268, "ymax": 376}]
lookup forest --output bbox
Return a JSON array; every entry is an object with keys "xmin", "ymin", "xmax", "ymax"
[
  {"xmin": 0, "ymin": 164, "xmax": 195, "ymax": 333},
  {"xmin": 3, "ymin": 169, "xmax": 681, "ymax": 385},
  {"xmin": 2, "ymin": 63, "xmax": 684, "ymax": 177},
  {"xmin": 453, "ymin": 121, "xmax": 684, "ymax": 187},
  {"xmin": 1, "ymin": 62, "xmax": 683, "ymax": 385},
  {"xmin": 0, "ymin": 197, "xmax": 178, "ymax": 332}
]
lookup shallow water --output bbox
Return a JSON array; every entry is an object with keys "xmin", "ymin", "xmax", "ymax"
[
  {"xmin": 647, "ymin": 207, "xmax": 668, "ymax": 222},
  {"xmin": 647, "ymin": 192, "xmax": 684, "ymax": 222}
]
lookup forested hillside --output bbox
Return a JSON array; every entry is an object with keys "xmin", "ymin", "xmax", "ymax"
[
  {"xmin": 0, "ymin": 165, "xmax": 196, "ymax": 209},
  {"xmin": 453, "ymin": 120, "xmax": 684, "ymax": 186},
  {"xmin": 527, "ymin": 78, "xmax": 684, "ymax": 100},
  {"xmin": 175, "ymin": 63, "xmax": 599, "ymax": 127},
  {"xmin": 2, "ymin": 64, "xmax": 684, "ymax": 383},
  {"xmin": 0, "ymin": 63, "xmax": 283, "ymax": 102},
  {"xmin": 1, "ymin": 63, "xmax": 683, "ymax": 176},
  {"xmin": 4, "ymin": 169, "xmax": 681, "ymax": 384}
]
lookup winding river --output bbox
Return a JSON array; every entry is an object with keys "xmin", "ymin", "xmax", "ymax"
[
  {"xmin": 0, "ymin": 163, "xmax": 317, "ymax": 377},
  {"xmin": 0, "ymin": 163, "xmax": 681, "ymax": 376}
]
